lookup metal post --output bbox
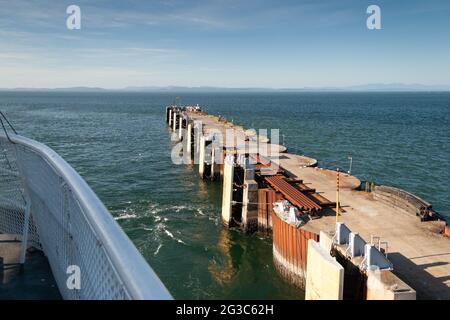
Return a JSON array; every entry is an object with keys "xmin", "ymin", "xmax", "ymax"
[
  {"xmin": 19, "ymin": 195, "xmax": 31, "ymax": 268},
  {"xmin": 336, "ymin": 168, "xmax": 340, "ymax": 223},
  {"xmin": 13, "ymin": 143, "xmax": 32, "ymax": 270},
  {"xmin": 380, "ymin": 241, "xmax": 389, "ymax": 258}
]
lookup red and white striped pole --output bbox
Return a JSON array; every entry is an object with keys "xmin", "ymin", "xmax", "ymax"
[{"xmin": 336, "ymin": 168, "xmax": 340, "ymax": 223}]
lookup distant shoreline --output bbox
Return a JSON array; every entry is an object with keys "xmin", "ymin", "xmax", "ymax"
[{"xmin": 1, "ymin": 85, "xmax": 450, "ymax": 93}]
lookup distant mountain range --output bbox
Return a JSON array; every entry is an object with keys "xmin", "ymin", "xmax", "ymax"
[
  {"xmin": 0, "ymin": 86, "xmax": 109, "ymax": 92},
  {"xmin": 1, "ymin": 83, "xmax": 450, "ymax": 92}
]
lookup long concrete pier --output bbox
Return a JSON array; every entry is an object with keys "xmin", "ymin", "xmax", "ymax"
[{"xmin": 165, "ymin": 105, "xmax": 450, "ymax": 300}]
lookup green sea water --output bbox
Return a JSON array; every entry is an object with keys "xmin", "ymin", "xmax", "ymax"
[{"xmin": 0, "ymin": 91, "xmax": 448, "ymax": 299}]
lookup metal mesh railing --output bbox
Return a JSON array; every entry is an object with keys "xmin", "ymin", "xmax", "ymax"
[
  {"xmin": 0, "ymin": 134, "xmax": 171, "ymax": 300},
  {"xmin": 0, "ymin": 136, "xmax": 41, "ymax": 248}
]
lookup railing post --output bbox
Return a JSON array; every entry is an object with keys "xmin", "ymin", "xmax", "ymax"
[
  {"xmin": 13, "ymin": 143, "xmax": 32, "ymax": 270},
  {"xmin": 19, "ymin": 197, "xmax": 31, "ymax": 268}
]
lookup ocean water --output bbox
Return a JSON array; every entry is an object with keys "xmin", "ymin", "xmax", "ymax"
[{"xmin": 0, "ymin": 91, "xmax": 448, "ymax": 299}]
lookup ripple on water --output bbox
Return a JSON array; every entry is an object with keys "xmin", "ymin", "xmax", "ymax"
[{"xmin": 2, "ymin": 91, "xmax": 448, "ymax": 299}]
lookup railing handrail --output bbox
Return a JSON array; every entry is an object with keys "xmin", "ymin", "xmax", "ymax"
[{"xmin": 1, "ymin": 133, "xmax": 172, "ymax": 300}]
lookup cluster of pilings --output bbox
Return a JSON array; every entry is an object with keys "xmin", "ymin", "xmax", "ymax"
[
  {"xmin": 166, "ymin": 105, "xmax": 266, "ymax": 233},
  {"xmin": 165, "ymin": 104, "xmax": 324, "ymax": 287}
]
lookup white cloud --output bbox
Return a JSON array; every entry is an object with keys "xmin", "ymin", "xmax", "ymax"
[{"xmin": 0, "ymin": 0, "xmax": 448, "ymax": 88}]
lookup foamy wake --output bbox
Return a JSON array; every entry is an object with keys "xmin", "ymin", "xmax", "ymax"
[
  {"xmin": 164, "ymin": 229, "xmax": 186, "ymax": 245},
  {"xmin": 154, "ymin": 244, "xmax": 162, "ymax": 256},
  {"xmin": 173, "ymin": 205, "xmax": 187, "ymax": 212},
  {"xmin": 114, "ymin": 213, "xmax": 137, "ymax": 221},
  {"xmin": 148, "ymin": 202, "xmax": 214, "ymax": 220}
]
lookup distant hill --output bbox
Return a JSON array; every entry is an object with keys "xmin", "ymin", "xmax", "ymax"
[
  {"xmin": 0, "ymin": 87, "xmax": 108, "ymax": 92},
  {"xmin": 121, "ymin": 86, "xmax": 282, "ymax": 92},
  {"xmin": 1, "ymin": 84, "xmax": 449, "ymax": 92},
  {"xmin": 343, "ymin": 83, "xmax": 450, "ymax": 92},
  {"xmin": 122, "ymin": 84, "xmax": 450, "ymax": 92}
]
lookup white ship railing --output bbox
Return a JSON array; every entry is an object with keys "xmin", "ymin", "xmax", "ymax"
[{"xmin": 0, "ymin": 133, "xmax": 172, "ymax": 300}]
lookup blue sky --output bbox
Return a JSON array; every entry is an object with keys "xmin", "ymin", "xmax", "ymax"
[{"xmin": 1, "ymin": 0, "xmax": 449, "ymax": 88}]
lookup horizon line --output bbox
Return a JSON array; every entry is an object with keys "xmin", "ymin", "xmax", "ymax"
[{"xmin": 1, "ymin": 83, "xmax": 450, "ymax": 93}]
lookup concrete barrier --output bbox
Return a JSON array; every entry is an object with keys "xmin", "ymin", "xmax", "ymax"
[
  {"xmin": 366, "ymin": 269, "xmax": 416, "ymax": 300},
  {"xmin": 336, "ymin": 222, "xmax": 351, "ymax": 245},
  {"xmin": 305, "ymin": 239, "xmax": 344, "ymax": 300},
  {"xmin": 373, "ymin": 186, "xmax": 438, "ymax": 221},
  {"xmin": 221, "ymin": 155, "xmax": 234, "ymax": 226},
  {"xmin": 319, "ymin": 231, "xmax": 333, "ymax": 253},
  {"xmin": 365, "ymin": 244, "xmax": 393, "ymax": 270},
  {"xmin": 348, "ymin": 232, "xmax": 366, "ymax": 258}
]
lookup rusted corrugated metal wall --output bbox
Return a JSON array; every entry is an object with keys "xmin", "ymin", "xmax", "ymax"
[
  {"xmin": 258, "ymin": 188, "xmax": 282, "ymax": 232},
  {"xmin": 272, "ymin": 212, "xmax": 319, "ymax": 274},
  {"xmin": 258, "ymin": 187, "xmax": 320, "ymax": 288},
  {"xmin": 258, "ymin": 189, "xmax": 270, "ymax": 231}
]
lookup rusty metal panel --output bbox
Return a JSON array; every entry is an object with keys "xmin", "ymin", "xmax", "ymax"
[
  {"xmin": 257, "ymin": 189, "xmax": 266, "ymax": 230},
  {"xmin": 298, "ymin": 229, "xmax": 303, "ymax": 270},
  {"xmin": 301, "ymin": 229, "xmax": 307, "ymax": 270},
  {"xmin": 272, "ymin": 210, "xmax": 320, "ymax": 275},
  {"xmin": 268, "ymin": 190, "xmax": 276, "ymax": 228},
  {"xmin": 299, "ymin": 232, "xmax": 304, "ymax": 265},
  {"xmin": 444, "ymin": 225, "xmax": 450, "ymax": 237},
  {"xmin": 265, "ymin": 175, "xmax": 322, "ymax": 212},
  {"xmin": 257, "ymin": 188, "xmax": 276, "ymax": 232},
  {"xmin": 287, "ymin": 223, "xmax": 292, "ymax": 265},
  {"xmin": 272, "ymin": 212, "xmax": 275, "ymax": 245},
  {"xmin": 293, "ymin": 223, "xmax": 299, "ymax": 272}
]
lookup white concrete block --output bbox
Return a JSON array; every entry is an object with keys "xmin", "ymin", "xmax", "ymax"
[{"xmin": 305, "ymin": 239, "xmax": 344, "ymax": 300}]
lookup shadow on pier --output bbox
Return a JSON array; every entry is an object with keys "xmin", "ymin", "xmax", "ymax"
[{"xmin": 389, "ymin": 252, "xmax": 450, "ymax": 300}]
